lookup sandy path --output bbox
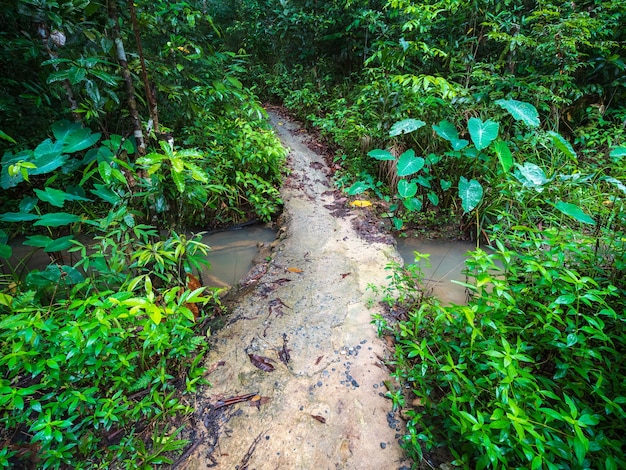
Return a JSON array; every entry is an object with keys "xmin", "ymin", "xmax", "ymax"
[{"xmin": 180, "ymin": 111, "xmax": 411, "ymax": 469}]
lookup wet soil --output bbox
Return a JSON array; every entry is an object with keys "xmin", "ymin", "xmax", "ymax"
[{"xmin": 177, "ymin": 111, "xmax": 412, "ymax": 469}]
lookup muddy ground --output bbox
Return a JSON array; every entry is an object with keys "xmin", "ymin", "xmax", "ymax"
[{"xmin": 176, "ymin": 110, "xmax": 412, "ymax": 469}]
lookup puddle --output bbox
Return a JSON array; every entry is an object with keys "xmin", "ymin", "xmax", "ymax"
[
  {"xmin": 396, "ymin": 238, "xmax": 475, "ymax": 305},
  {"xmin": 200, "ymin": 225, "xmax": 276, "ymax": 287},
  {"xmin": 1, "ymin": 225, "xmax": 277, "ymax": 289}
]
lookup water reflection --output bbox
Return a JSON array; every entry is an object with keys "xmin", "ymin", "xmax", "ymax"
[
  {"xmin": 396, "ymin": 238, "xmax": 475, "ymax": 305},
  {"xmin": 200, "ymin": 225, "xmax": 276, "ymax": 287}
]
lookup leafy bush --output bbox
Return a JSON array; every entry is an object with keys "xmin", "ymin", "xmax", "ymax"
[{"xmin": 380, "ymin": 227, "xmax": 626, "ymax": 469}]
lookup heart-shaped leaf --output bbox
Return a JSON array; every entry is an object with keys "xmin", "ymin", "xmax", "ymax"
[
  {"xmin": 398, "ymin": 179, "xmax": 417, "ymax": 198},
  {"xmin": 440, "ymin": 179, "xmax": 452, "ymax": 191},
  {"xmin": 367, "ymin": 149, "xmax": 395, "ymax": 161},
  {"xmin": 346, "ymin": 181, "xmax": 368, "ymax": 195},
  {"xmin": 389, "ymin": 118, "xmax": 426, "ymax": 137},
  {"xmin": 433, "ymin": 120, "xmax": 459, "ymax": 142},
  {"xmin": 555, "ymin": 201, "xmax": 595, "ymax": 225},
  {"xmin": 495, "ymin": 99, "xmax": 540, "ymax": 127},
  {"xmin": 402, "ymin": 197, "xmax": 422, "ymax": 211},
  {"xmin": 514, "ymin": 162, "xmax": 548, "ymax": 189},
  {"xmin": 433, "ymin": 120, "xmax": 468, "ymax": 150},
  {"xmin": 397, "ymin": 149, "xmax": 425, "ymax": 177},
  {"xmin": 91, "ymin": 184, "xmax": 122, "ymax": 204},
  {"xmin": 468, "ymin": 118, "xmax": 499, "ymax": 151},
  {"xmin": 32, "ymin": 139, "xmax": 67, "ymax": 175},
  {"xmin": 458, "ymin": 176, "xmax": 483, "ymax": 213},
  {"xmin": 427, "ymin": 191, "xmax": 439, "ymax": 206}
]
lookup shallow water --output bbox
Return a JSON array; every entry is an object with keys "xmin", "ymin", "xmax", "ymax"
[
  {"xmin": 2, "ymin": 226, "xmax": 277, "ymax": 288},
  {"xmin": 200, "ymin": 225, "xmax": 276, "ymax": 287},
  {"xmin": 396, "ymin": 238, "xmax": 475, "ymax": 304}
]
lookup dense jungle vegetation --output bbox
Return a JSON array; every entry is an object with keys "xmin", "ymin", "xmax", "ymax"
[{"xmin": 1, "ymin": 0, "xmax": 625, "ymax": 468}]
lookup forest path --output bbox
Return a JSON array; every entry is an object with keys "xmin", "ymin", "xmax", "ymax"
[{"xmin": 180, "ymin": 110, "xmax": 411, "ymax": 469}]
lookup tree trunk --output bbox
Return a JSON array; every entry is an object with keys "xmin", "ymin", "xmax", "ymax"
[
  {"xmin": 107, "ymin": 0, "xmax": 146, "ymax": 157},
  {"xmin": 128, "ymin": 0, "xmax": 159, "ymax": 135}
]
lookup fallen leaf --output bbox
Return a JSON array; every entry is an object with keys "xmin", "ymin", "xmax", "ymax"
[
  {"xmin": 279, "ymin": 333, "xmax": 291, "ymax": 365},
  {"xmin": 248, "ymin": 353, "xmax": 275, "ymax": 372},
  {"xmin": 269, "ymin": 298, "xmax": 290, "ymax": 317},
  {"xmin": 350, "ymin": 200, "xmax": 372, "ymax": 207},
  {"xmin": 249, "ymin": 395, "xmax": 271, "ymax": 409},
  {"xmin": 311, "ymin": 415, "xmax": 326, "ymax": 424},
  {"xmin": 315, "ymin": 355, "xmax": 323, "ymax": 365},
  {"xmin": 213, "ymin": 392, "xmax": 258, "ymax": 409},
  {"xmin": 287, "ymin": 267, "xmax": 303, "ymax": 273},
  {"xmin": 340, "ymin": 273, "xmax": 351, "ymax": 279}
]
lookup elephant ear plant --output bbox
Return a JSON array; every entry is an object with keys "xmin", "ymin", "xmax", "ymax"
[
  {"xmin": 0, "ymin": 121, "xmax": 221, "ymax": 468},
  {"xmin": 370, "ymin": 102, "xmax": 626, "ymax": 469}
]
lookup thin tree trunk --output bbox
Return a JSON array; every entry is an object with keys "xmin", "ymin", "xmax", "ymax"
[
  {"xmin": 37, "ymin": 23, "xmax": 82, "ymax": 122},
  {"xmin": 107, "ymin": 0, "xmax": 146, "ymax": 157},
  {"xmin": 128, "ymin": 0, "xmax": 159, "ymax": 134}
]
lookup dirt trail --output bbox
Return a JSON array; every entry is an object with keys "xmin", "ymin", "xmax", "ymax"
[{"xmin": 180, "ymin": 111, "xmax": 411, "ymax": 469}]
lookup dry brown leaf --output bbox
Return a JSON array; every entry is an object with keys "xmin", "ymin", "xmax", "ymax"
[
  {"xmin": 310, "ymin": 415, "xmax": 326, "ymax": 424},
  {"xmin": 248, "ymin": 354, "xmax": 275, "ymax": 372}
]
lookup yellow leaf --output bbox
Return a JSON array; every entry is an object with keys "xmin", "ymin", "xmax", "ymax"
[
  {"xmin": 350, "ymin": 200, "xmax": 372, "ymax": 207},
  {"xmin": 287, "ymin": 267, "xmax": 303, "ymax": 273}
]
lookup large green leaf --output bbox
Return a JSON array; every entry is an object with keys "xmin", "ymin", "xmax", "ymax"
[
  {"xmin": 63, "ymin": 128, "xmax": 101, "ymax": 153},
  {"xmin": 34, "ymin": 187, "xmax": 91, "ymax": 208},
  {"xmin": 514, "ymin": 162, "xmax": 549, "ymax": 189},
  {"xmin": 0, "ymin": 212, "xmax": 39, "ymax": 222},
  {"xmin": 23, "ymin": 235, "xmax": 53, "ymax": 248},
  {"xmin": 172, "ymin": 170, "xmax": 185, "ymax": 193},
  {"xmin": 19, "ymin": 196, "xmax": 38, "ymax": 213},
  {"xmin": 188, "ymin": 163, "xmax": 209, "ymax": 183},
  {"xmin": 468, "ymin": 118, "xmax": 499, "ymax": 151},
  {"xmin": 547, "ymin": 131, "xmax": 576, "ymax": 160},
  {"xmin": 398, "ymin": 179, "xmax": 417, "ymax": 198},
  {"xmin": 494, "ymin": 140, "xmax": 513, "ymax": 172},
  {"xmin": 397, "ymin": 150, "xmax": 425, "ymax": 177},
  {"xmin": 609, "ymin": 146, "xmax": 626, "ymax": 162},
  {"xmin": 346, "ymin": 181, "xmax": 368, "ymax": 195},
  {"xmin": 52, "ymin": 120, "xmax": 82, "ymax": 142},
  {"xmin": 91, "ymin": 184, "xmax": 122, "ymax": 204},
  {"xmin": 389, "ymin": 118, "xmax": 426, "ymax": 137},
  {"xmin": 458, "ymin": 176, "xmax": 483, "ymax": 213},
  {"xmin": 32, "ymin": 139, "xmax": 67, "ymax": 175},
  {"xmin": 26, "ymin": 264, "xmax": 84, "ymax": 288},
  {"xmin": 555, "ymin": 201, "xmax": 595, "ymax": 225},
  {"xmin": 402, "ymin": 197, "xmax": 422, "ymax": 211},
  {"xmin": 44, "ymin": 235, "xmax": 76, "ymax": 252},
  {"xmin": 432, "ymin": 120, "xmax": 468, "ymax": 151},
  {"xmin": 52, "ymin": 120, "xmax": 101, "ymax": 153},
  {"xmin": 33, "ymin": 212, "xmax": 81, "ymax": 227},
  {"xmin": 367, "ymin": 149, "xmax": 395, "ymax": 161},
  {"xmin": 495, "ymin": 99, "xmax": 540, "ymax": 127}
]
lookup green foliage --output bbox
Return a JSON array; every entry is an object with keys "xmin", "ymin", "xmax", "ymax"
[{"xmin": 383, "ymin": 227, "xmax": 626, "ymax": 468}]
